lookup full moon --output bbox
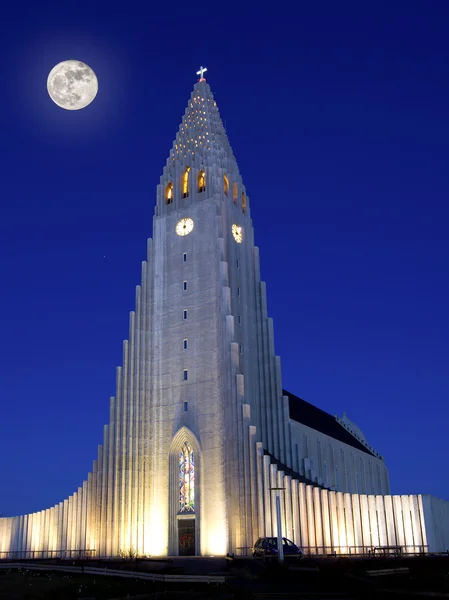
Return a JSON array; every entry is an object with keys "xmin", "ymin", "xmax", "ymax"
[{"xmin": 47, "ymin": 60, "xmax": 98, "ymax": 110}]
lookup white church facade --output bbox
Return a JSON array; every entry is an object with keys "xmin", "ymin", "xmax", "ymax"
[{"xmin": 1, "ymin": 72, "xmax": 449, "ymax": 558}]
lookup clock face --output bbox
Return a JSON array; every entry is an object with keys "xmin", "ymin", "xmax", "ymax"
[
  {"xmin": 176, "ymin": 218, "xmax": 194, "ymax": 236},
  {"xmin": 232, "ymin": 224, "xmax": 243, "ymax": 243}
]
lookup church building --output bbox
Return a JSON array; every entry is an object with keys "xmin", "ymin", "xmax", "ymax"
[{"xmin": 1, "ymin": 69, "xmax": 448, "ymax": 558}]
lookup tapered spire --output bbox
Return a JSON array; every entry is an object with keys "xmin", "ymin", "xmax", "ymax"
[{"xmin": 166, "ymin": 70, "xmax": 238, "ymax": 173}]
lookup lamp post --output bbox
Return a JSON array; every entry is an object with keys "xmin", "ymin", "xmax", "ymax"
[{"xmin": 270, "ymin": 486, "xmax": 285, "ymax": 563}]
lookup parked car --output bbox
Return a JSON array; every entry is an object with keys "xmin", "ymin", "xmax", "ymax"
[{"xmin": 252, "ymin": 537, "xmax": 303, "ymax": 557}]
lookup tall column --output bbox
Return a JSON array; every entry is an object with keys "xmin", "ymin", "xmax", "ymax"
[
  {"xmin": 306, "ymin": 485, "xmax": 316, "ymax": 552},
  {"xmin": 313, "ymin": 487, "xmax": 323, "ymax": 553},
  {"xmin": 321, "ymin": 489, "xmax": 331, "ymax": 554},
  {"xmin": 298, "ymin": 482, "xmax": 308, "ymax": 549}
]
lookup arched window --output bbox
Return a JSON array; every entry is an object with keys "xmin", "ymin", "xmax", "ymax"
[
  {"xmin": 179, "ymin": 442, "xmax": 195, "ymax": 513},
  {"xmin": 232, "ymin": 182, "xmax": 238, "ymax": 203},
  {"xmin": 182, "ymin": 167, "xmax": 191, "ymax": 198},
  {"xmin": 223, "ymin": 174, "xmax": 229, "ymax": 195},
  {"xmin": 198, "ymin": 170, "xmax": 206, "ymax": 193},
  {"xmin": 241, "ymin": 192, "xmax": 246, "ymax": 213},
  {"xmin": 165, "ymin": 182, "xmax": 173, "ymax": 204}
]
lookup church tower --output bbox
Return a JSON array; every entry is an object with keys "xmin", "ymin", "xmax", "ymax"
[{"xmin": 144, "ymin": 67, "xmax": 290, "ymax": 556}]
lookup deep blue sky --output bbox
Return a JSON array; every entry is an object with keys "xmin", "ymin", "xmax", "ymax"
[{"xmin": 0, "ymin": 1, "xmax": 448, "ymax": 517}]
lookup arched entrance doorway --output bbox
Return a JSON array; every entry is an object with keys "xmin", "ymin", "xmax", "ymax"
[{"xmin": 168, "ymin": 428, "xmax": 201, "ymax": 555}]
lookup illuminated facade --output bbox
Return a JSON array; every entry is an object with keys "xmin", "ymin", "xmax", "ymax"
[{"xmin": 1, "ymin": 73, "xmax": 449, "ymax": 558}]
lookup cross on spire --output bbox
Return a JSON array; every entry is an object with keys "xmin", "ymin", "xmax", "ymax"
[{"xmin": 196, "ymin": 66, "xmax": 207, "ymax": 80}]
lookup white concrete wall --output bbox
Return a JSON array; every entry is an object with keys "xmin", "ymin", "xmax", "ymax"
[{"xmin": 290, "ymin": 420, "xmax": 390, "ymax": 495}]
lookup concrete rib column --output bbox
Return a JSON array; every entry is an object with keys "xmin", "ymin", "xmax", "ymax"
[
  {"xmin": 86, "ymin": 473, "xmax": 93, "ymax": 553},
  {"xmin": 321, "ymin": 489, "xmax": 332, "ymax": 554},
  {"xmin": 76, "ymin": 487, "xmax": 83, "ymax": 551},
  {"xmin": 127, "ymin": 310, "xmax": 136, "ymax": 552},
  {"xmin": 259, "ymin": 282, "xmax": 273, "ymax": 454},
  {"xmin": 253, "ymin": 250, "xmax": 268, "ymax": 449},
  {"xmin": 284, "ymin": 475, "xmax": 293, "ymax": 541},
  {"xmin": 359, "ymin": 495, "xmax": 370, "ymax": 550},
  {"xmin": 276, "ymin": 470, "xmax": 286, "ymax": 535},
  {"xmin": 119, "ymin": 339, "xmax": 129, "ymax": 555},
  {"xmin": 351, "ymin": 494, "xmax": 363, "ymax": 552},
  {"xmin": 392, "ymin": 495, "xmax": 405, "ymax": 547},
  {"xmin": 269, "ymin": 464, "xmax": 278, "ymax": 539},
  {"xmin": 401, "ymin": 495, "xmax": 414, "ymax": 552},
  {"xmin": 101, "ymin": 425, "xmax": 110, "ymax": 556},
  {"xmin": 108, "ymin": 392, "xmax": 118, "ymax": 556},
  {"xmin": 255, "ymin": 442, "xmax": 265, "ymax": 536},
  {"xmin": 248, "ymin": 425, "xmax": 259, "ymax": 543},
  {"xmin": 410, "ymin": 495, "xmax": 423, "ymax": 551},
  {"xmin": 384, "ymin": 495, "xmax": 395, "ymax": 546},
  {"xmin": 57, "ymin": 502, "xmax": 63, "ymax": 556},
  {"xmin": 23, "ymin": 514, "xmax": 29, "ymax": 559},
  {"xmin": 68, "ymin": 496, "xmax": 74, "ymax": 554},
  {"xmin": 376, "ymin": 495, "xmax": 387, "ymax": 546},
  {"xmin": 241, "ymin": 402, "xmax": 253, "ymax": 549},
  {"xmin": 112, "ymin": 367, "xmax": 122, "ymax": 557},
  {"xmin": 343, "ymin": 493, "xmax": 354, "ymax": 553},
  {"xmin": 82, "ymin": 481, "xmax": 88, "ymax": 552},
  {"xmin": 313, "ymin": 487, "xmax": 323, "ymax": 553},
  {"xmin": 336, "ymin": 493, "xmax": 346, "ymax": 552},
  {"xmin": 368, "ymin": 495, "xmax": 379, "ymax": 547},
  {"xmin": 291, "ymin": 480, "xmax": 301, "ymax": 547},
  {"xmin": 298, "ymin": 483, "xmax": 308, "ymax": 550},
  {"xmin": 267, "ymin": 318, "xmax": 280, "ymax": 460},
  {"xmin": 306, "ymin": 486, "xmax": 316, "ymax": 552},
  {"xmin": 142, "ymin": 249, "xmax": 153, "ymax": 556},
  {"xmin": 262, "ymin": 455, "xmax": 272, "ymax": 536},
  {"xmin": 62, "ymin": 499, "xmax": 69, "ymax": 556}
]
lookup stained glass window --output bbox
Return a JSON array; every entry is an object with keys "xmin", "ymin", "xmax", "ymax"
[{"xmin": 179, "ymin": 442, "xmax": 195, "ymax": 513}]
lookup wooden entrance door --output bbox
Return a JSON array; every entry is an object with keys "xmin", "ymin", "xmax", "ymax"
[{"xmin": 178, "ymin": 518, "xmax": 195, "ymax": 556}]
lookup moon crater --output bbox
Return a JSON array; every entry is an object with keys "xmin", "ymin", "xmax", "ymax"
[{"xmin": 47, "ymin": 60, "xmax": 98, "ymax": 110}]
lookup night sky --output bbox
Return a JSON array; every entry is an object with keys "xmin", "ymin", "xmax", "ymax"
[{"xmin": 1, "ymin": 1, "xmax": 448, "ymax": 518}]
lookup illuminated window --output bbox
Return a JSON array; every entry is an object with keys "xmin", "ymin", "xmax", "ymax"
[
  {"xmin": 232, "ymin": 182, "xmax": 238, "ymax": 203},
  {"xmin": 198, "ymin": 170, "xmax": 206, "ymax": 193},
  {"xmin": 165, "ymin": 182, "xmax": 174, "ymax": 204},
  {"xmin": 223, "ymin": 174, "xmax": 229, "ymax": 195},
  {"xmin": 182, "ymin": 167, "xmax": 191, "ymax": 198},
  {"xmin": 241, "ymin": 192, "xmax": 246, "ymax": 213},
  {"xmin": 179, "ymin": 442, "xmax": 195, "ymax": 513}
]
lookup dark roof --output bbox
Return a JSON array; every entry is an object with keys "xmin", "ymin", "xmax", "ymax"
[{"xmin": 283, "ymin": 389, "xmax": 376, "ymax": 457}]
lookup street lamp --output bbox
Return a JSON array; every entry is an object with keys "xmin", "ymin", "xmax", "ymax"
[{"xmin": 269, "ymin": 486, "xmax": 285, "ymax": 563}]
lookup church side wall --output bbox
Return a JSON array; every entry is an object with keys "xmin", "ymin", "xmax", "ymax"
[
  {"xmin": 289, "ymin": 420, "xmax": 390, "ymax": 496},
  {"xmin": 242, "ymin": 414, "xmax": 447, "ymax": 555}
]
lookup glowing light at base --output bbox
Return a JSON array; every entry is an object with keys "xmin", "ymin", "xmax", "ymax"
[
  {"xmin": 146, "ymin": 508, "xmax": 167, "ymax": 556},
  {"xmin": 206, "ymin": 525, "xmax": 227, "ymax": 556}
]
